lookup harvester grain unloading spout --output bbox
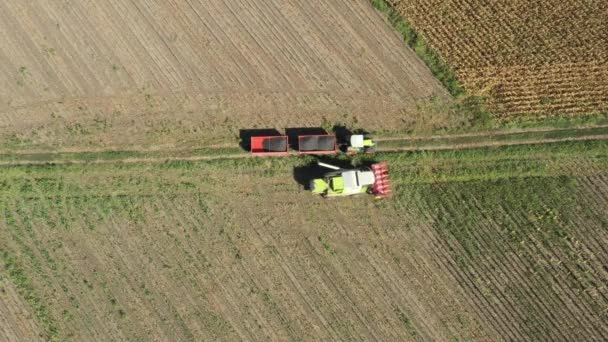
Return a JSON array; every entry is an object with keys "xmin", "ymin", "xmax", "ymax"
[
  {"xmin": 317, "ymin": 162, "xmax": 342, "ymax": 171},
  {"xmin": 311, "ymin": 161, "xmax": 392, "ymax": 198}
]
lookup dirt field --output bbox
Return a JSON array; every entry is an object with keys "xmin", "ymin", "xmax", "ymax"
[
  {"xmin": 389, "ymin": 0, "xmax": 608, "ymax": 116},
  {"xmin": 0, "ymin": 161, "xmax": 492, "ymax": 341},
  {"xmin": 0, "ymin": 0, "xmax": 452, "ymax": 151},
  {"xmin": 1, "ymin": 140, "xmax": 608, "ymax": 341}
]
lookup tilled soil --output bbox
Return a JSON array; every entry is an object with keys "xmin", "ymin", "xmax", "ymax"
[{"xmin": 0, "ymin": 0, "xmax": 451, "ymax": 150}]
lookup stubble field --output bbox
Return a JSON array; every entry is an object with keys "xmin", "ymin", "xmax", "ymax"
[
  {"xmin": 0, "ymin": 0, "xmax": 452, "ymax": 151},
  {"xmin": 389, "ymin": 0, "xmax": 608, "ymax": 117}
]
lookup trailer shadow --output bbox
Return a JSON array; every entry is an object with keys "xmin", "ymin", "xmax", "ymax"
[{"xmin": 239, "ymin": 128, "xmax": 282, "ymax": 151}]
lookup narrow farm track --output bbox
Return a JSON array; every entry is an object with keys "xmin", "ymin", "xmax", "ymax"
[{"xmin": 0, "ymin": 125, "xmax": 606, "ymax": 166}]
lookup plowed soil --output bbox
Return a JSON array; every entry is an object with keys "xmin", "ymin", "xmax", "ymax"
[{"xmin": 0, "ymin": 0, "xmax": 450, "ymax": 151}]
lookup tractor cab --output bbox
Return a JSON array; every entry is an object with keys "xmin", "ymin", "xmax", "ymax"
[{"xmin": 345, "ymin": 134, "xmax": 376, "ymax": 154}]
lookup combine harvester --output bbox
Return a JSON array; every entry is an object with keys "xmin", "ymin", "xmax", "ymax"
[{"xmin": 310, "ymin": 162, "xmax": 392, "ymax": 199}]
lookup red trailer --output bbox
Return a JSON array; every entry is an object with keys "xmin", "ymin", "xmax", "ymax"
[
  {"xmin": 297, "ymin": 135, "xmax": 337, "ymax": 155},
  {"xmin": 250, "ymin": 136, "xmax": 289, "ymax": 156}
]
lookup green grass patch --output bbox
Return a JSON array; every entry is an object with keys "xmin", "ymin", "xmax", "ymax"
[
  {"xmin": 379, "ymin": 126, "xmax": 608, "ymax": 150},
  {"xmin": 404, "ymin": 176, "xmax": 580, "ymax": 258},
  {"xmin": 0, "ymin": 140, "xmax": 606, "ymax": 200}
]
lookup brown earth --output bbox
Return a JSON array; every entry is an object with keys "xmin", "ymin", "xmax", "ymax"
[
  {"xmin": 0, "ymin": 0, "xmax": 452, "ymax": 151},
  {"xmin": 390, "ymin": 0, "xmax": 608, "ymax": 116},
  {"xmin": 0, "ymin": 164, "xmax": 495, "ymax": 341}
]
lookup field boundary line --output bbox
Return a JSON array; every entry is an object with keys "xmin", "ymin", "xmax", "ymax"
[
  {"xmin": 3, "ymin": 124, "xmax": 608, "ymax": 156},
  {"xmin": 376, "ymin": 124, "xmax": 608, "ymax": 141},
  {"xmin": 377, "ymin": 135, "xmax": 608, "ymax": 152}
]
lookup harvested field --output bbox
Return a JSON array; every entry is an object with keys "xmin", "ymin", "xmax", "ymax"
[
  {"xmin": 389, "ymin": 0, "xmax": 608, "ymax": 116},
  {"xmin": 1, "ymin": 140, "xmax": 608, "ymax": 340},
  {"xmin": 0, "ymin": 0, "xmax": 451, "ymax": 151}
]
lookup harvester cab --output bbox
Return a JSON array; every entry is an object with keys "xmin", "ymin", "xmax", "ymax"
[
  {"xmin": 343, "ymin": 134, "xmax": 376, "ymax": 154},
  {"xmin": 310, "ymin": 162, "xmax": 391, "ymax": 198}
]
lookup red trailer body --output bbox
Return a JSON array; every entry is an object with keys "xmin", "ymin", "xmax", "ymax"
[
  {"xmin": 250, "ymin": 136, "xmax": 289, "ymax": 156},
  {"xmin": 297, "ymin": 135, "xmax": 337, "ymax": 155}
]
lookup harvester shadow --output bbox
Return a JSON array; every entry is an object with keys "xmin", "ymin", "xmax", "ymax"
[
  {"xmin": 239, "ymin": 128, "xmax": 281, "ymax": 152},
  {"xmin": 285, "ymin": 127, "xmax": 328, "ymax": 151}
]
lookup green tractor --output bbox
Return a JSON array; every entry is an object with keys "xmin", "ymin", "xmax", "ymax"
[
  {"xmin": 343, "ymin": 134, "xmax": 376, "ymax": 154},
  {"xmin": 310, "ymin": 162, "xmax": 391, "ymax": 198}
]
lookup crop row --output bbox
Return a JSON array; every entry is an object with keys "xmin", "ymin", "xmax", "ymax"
[
  {"xmin": 388, "ymin": 0, "xmax": 608, "ymax": 116},
  {"xmin": 392, "ymin": 175, "xmax": 608, "ymax": 339}
]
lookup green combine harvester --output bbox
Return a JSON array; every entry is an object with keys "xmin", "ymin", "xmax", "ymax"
[{"xmin": 310, "ymin": 162, "xmax": 392, "ymax": 199}]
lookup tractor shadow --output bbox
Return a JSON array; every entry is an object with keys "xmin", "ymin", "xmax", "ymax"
[
  {"xmin": 238, "ymin": 128, "xmax": 282, "ymax": 152},
  {"xmin": 292, "ymin": 157, "xmax": 355, "ymax": 190},
  {"xmin": 285, "ymin": 127, "xmax": 328, "ymax": 151}
]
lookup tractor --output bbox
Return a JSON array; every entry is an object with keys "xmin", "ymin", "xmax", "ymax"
[
  {"xmin": 310, "ymin": 162, "xmax": 391, "ymax": 199},
  {"xmin": 340, "ymin": 134, "xmax": 376, "ymax": 154}
]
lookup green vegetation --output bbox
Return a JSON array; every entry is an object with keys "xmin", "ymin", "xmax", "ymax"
[
  {"xmin": 18, "ymin": 66, "xmax": 28, "ymax": 76},
  {"xmin": 0, "ymin": 140, "xmax": 606, "ymax": 199},
  {"xmin": 378, "ymin": 126, "xmax": 608, "ymax": 150},
  {"xmin": 394, "ymin": 307, "xmax": 418, "ymax": 337},
  {"xmin": 2, "ymin": 125, "xmax": 606, "ymax": 167}
]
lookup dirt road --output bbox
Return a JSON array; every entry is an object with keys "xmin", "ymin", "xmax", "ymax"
[{"xmin": 0, "ymin": 125, "xmax": 606, "ymax": 167}]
